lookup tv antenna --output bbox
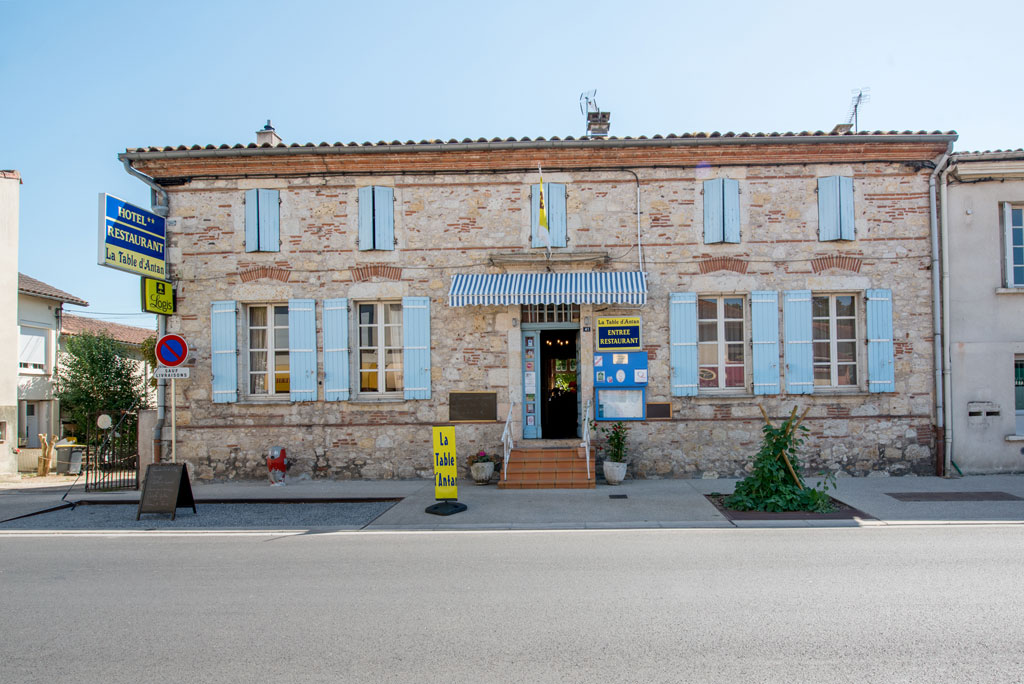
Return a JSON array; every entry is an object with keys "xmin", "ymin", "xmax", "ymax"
[
  {"xmin": 579, "ymin": 90, "xmax": 610, "ymax": 138},
  {"xmin": 847, "ymin": 88, "xmax": 870, "ymax": 133}
]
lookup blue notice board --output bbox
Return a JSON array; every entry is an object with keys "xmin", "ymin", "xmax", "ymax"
[{"xmin": 594, "ymin": 352, "xmax": 648, "ymax": 421}]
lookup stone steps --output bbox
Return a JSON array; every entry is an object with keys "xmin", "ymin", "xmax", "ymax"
[{"xmin": 498, "ymin": 446, "xmax": 596, "ymax": 489}]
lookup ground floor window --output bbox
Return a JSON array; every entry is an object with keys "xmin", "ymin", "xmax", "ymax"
[
  {"xmin": 813, "ymin": 294, "xmax": 858, "ymax": 387},
  {"xmin": 1015, "ymin": 356, "xmax": 1024, "ymax": 434},
  {"xmin": 698, "ymin": 296, "xmax": 745, "ymax": 389},
  {"xmin": 357, "ymin": 301, "xmax": 403, "ymax": 395},
  {"xmin": 247, "ymin": 303, "xmax": 289, "ymax": 396}
]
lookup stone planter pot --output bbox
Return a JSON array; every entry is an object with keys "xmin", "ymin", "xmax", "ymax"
[
  {"xmin": 470, "ymin": 461, "xmax": 495, "ymax": 485},
  {"xmin": 602, "ymin": 460, "xmax": 627, "ymax": 485}
]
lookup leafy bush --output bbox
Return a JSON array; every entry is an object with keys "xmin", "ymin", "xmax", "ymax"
[{"xmin": 724, "ymin": 406, "xmax": 836, "ymax": 513}]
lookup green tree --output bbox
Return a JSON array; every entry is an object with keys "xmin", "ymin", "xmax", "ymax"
[{"xmin": 55, "ymin": 332, "xmax": 149, "ymax": 440}]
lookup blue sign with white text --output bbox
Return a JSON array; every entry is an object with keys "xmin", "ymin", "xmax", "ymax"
[{"xmin": 97, "ymin": 193, "xmax": 166, "ymax": 279}]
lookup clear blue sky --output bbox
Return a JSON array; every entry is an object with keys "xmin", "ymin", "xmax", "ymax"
[{"xmin": 3, "ymin": 0, "xmax": 1022, "ymax": 327}]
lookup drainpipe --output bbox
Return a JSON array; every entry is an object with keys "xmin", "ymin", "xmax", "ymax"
[
  {"xmin": 121, "ymin": 158, "xmax": 169, "ymax": 218},
  {"xmin": 940, "ymin": 160, "xmax": 955, "ymax": 477},
  {"xmin": 928, "ymin": 144, "xmax": 952, "ymax": 476},
  {"xmin": 121, "ymin": 157, "xmax": 169, "ymax": 459}
]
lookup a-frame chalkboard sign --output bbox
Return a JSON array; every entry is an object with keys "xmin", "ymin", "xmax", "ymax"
[{"xmin": 136, "ymin": 463, "xmax": 197, "ymax": 520}]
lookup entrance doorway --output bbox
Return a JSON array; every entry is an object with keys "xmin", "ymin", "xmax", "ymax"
[{"xmin": 522, "ymin": 328, "xmax": 579, "ymax": 439}]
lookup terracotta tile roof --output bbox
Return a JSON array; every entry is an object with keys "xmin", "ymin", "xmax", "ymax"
[
  {"xmin": 952, "ymin": 149, "xmax": 1024, "ymax": 161},
  {"xmin": 61, "ymin": 314, "xmax": 155, "ymax": 346},
  {"xmin": 18, "ymin": 273, "xmax": 88, "ymax": 306},
  {"xmin": 1, "ymin": 170, "xmax": 21, "ymax": 182},
  {"xmin": 123, "ymin": 130, "xmax": 958, "ymax": 155}
]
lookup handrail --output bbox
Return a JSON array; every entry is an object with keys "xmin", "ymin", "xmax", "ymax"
[
  {"xmin": 581, "ymin": 399, "xmax": 592, "ymax": 480},
  {"xmin": 501, "ymin": 402, "xmax": 515, "ymax": 481}
]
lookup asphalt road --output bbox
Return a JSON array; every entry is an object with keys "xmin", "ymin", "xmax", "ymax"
[{"xmin": 2, "ymin": 527, "xmax": 1022, "ymax": 683}]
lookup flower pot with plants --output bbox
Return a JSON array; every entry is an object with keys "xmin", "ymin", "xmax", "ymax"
[
  {"xmin": 591, "ymin": 420, "xmax": 630, "ymax": 485},
  {"xmin": 468, "ymin": 450, "xmax": 496, "ymax": 485}
]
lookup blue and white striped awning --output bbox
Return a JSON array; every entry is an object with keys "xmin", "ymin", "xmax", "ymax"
[{"xmin": 448, "ymin": 271, "xmax": 647, "ymax": 307}]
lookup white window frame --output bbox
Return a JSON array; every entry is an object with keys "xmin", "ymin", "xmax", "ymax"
[
  {"xmin": 355, "ymin": 301, "xmax": 404, "ymax": 398},
  {"xmin": 1004, "ymin": 203, "xmax": 1024, "ymax": 288},
  {"xmin": 697, "ymin": 295, "xmax": 748, "ymax": 392},
  {"xmin": 1014, "ymin": 356, "xmax": 1024, "ymax": 436},
  {"xmin": 18, "ymin": 325, "xmax": 48, "ymax": 373},
  {"xmin": 812, "ymin": 293, "xmax": 859, "ymax": 389},
  {"xmin": 245, "ymin": 303, "xmax": 290, "ymax": 398}
]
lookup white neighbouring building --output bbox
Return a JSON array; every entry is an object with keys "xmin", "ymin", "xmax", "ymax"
[
  {"xmin": 0, "ymin": 171, "xmax": 20, "ymax": 476},
  {"xmin": 943, "ymin": 151, "xmax": 1024, "ymax": 473}
]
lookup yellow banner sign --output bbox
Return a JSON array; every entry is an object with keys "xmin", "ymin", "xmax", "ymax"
[{"xmin": 432, "ymin": 426, "xmax": 457, "ymax": 500}]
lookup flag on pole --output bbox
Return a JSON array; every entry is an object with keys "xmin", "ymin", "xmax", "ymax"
[{"xmin": 537, "ymin": 165, "xmax": 551, "ymax": 249}]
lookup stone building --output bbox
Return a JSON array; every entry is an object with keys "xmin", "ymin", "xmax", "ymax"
[
  {"xmin": 119, "ymin": 126, "xmax": 956, "ymax": 482},
  {"xmin": 943, "ymin": 150, "xmax": 1024, "ymax": 473}
]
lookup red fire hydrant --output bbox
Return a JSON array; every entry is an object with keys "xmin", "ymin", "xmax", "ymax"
[{"xmin": 267, "ymin": 447, "xmax": 288, "ymax": 486}]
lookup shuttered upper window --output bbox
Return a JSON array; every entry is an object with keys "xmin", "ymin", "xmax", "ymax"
[
  {"xmin": 244, "ymin": 189, "xmax": 280, "ymax": 252},
  {"xmin": 531, "ymin": 183, "xmax": 567, "ymax": 248},
  {"xmin": 358, "ymin": 186, "xmax": 395, "ymax": 251},
  {"xmin": 1005, "ymin": 204, "xmax": 1024, "ymax": 287},
  {"xmin": 818, "ymin": 176, "xmax": 855, "ymax": 241},
  {"xmin": 703, "ymin": 178, "xmax": 740, "ymax": 244}
]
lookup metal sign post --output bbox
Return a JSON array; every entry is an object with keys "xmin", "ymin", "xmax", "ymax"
[{"xmin": 154, "ymin": 336, "xmax": 190, "ymax": 466}]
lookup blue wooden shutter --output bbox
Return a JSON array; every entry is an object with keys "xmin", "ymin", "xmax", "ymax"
[
  {"xmin": 703, "ymin": 179, "xmax": 724, "ymax": 244},
  {"xmin": 547, "ymin": 183, "xmax": 567, "ymax": 247},
  {"xmin": 322, "ymin": 298, "xmax": 350, "ymax": 401},
  {"xmin": 723, "ymin": 178, "xmax": 740, "ymax": 243},
  {"xmin": 818, "ymin": 176, "xmax": 840, "ymax": 241},
  {"xmin": 358, "ymin": 186, "xmax": 374, "ymax": 251},
  {"xmin": 288, "ymin": 299, "xmax": 317, "ymax": 402},
  {"xmin": 211, "ymin": 300, "xmax": 238, "ymax": 404},
  {"xmin": 751, "ymin": 291, "xmax": 780, "ymax": 395},
  {"xmin": 839, "ymin": 176, "xmax": 855, "ymax": 240},
  {"xmin": 670, "ymin": 292, "xmax": 698, "ymax": 396},
  {"xmin": 373, "ymin": 186, "xmax": 394, "ymax": 250},
  {"xmin": 531, "ymin": 184, "xmax": 544, "ymax": 247},
  {"xmin": 244, "ymin": 189, "xmax": 259, "ymax": 252},
  {"xmin": 257, "ymin": 189, "xmax": 280, "ymax": 252},
  {"xmin": 402, "ymin": 296, "xmax": 430, "ymax": 400},
  {"xmin": 866, "ymin": 289, "xmax": 895, "ymax": 393},
  {"xmin": 784, "ymin": 290, "xmax": 814, "ymax": 394}
]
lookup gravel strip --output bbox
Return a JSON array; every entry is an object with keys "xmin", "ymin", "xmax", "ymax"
[{"xmin": 0, "ymin": 501, "xmax": 399, "ymax": 530}]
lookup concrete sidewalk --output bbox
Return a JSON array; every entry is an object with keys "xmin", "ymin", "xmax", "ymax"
[{"xmin": 3, "ymin": 472, "xmax": 1023, "ymax": 530}]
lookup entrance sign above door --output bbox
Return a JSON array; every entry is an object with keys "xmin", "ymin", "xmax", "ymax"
[{"xmin": 597, "ymin": 317, "xmax": 642, "ymax": 351}]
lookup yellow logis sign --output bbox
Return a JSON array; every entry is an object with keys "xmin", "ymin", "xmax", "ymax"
[
  {"xmin": 141, "ymin": 277, "xmax": 176, "ymax": 315},
  {"xmin": 432, "ymin": 426, "xmax": 458, "ymax": 500}
]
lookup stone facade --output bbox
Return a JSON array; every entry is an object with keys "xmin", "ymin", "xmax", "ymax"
[{"xmin": 122, "ymin": 132, "xmax": 954, "ymax": 480}]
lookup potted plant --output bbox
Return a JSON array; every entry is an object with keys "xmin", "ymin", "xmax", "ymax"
[
  {"xmin": 591, "ymin": 420, "xmax": 629, "ymax": 485},
  {"xmin": 468, "ymin": 450, "xmax": 496, "ymax": 485}
]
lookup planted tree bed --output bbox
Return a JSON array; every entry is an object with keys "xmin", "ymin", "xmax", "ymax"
[{"xmin": 705, "ymin": 494, "xmax": 873, "ymax": 521}]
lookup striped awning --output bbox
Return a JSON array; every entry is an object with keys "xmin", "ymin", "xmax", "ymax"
[{"xmin": 448, "ymin": 271, "xmax": 647, "ymax": 307}]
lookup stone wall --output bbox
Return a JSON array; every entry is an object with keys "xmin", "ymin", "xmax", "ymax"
[{"xmin": 155, "ymin": 152, "xmax": 940, "ymax": 480}]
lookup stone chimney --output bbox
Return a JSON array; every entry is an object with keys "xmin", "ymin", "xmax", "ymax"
[{"xmin": 256, "ymin": 120, "xmax": 282, "ymax": 146}]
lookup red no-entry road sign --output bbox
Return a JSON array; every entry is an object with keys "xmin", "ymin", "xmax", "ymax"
[{"xmin": 155, "ymin": 334, "xmax": 189, "ymax": 367}]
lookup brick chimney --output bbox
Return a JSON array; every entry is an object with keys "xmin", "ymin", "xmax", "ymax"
[{"xmin": 256, "ymin": 120, "xmax": 282, "ymax": 146}]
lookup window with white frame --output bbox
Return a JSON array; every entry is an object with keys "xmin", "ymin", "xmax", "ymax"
[
  {"xmin": 1015, "ymin": 356, "xmax": 1024, "ymax": 435},
  {"xmin": 698, "ymin": 296, "xmax": 745, "ymax": 389},
  {"xmin": 357, "ymin": 301, "xmax": 403, "ymax": 395},
  {"xmin": 1006, "ymin": 204, "xmax": 1024, "ymax": 287},
  {"xmin": 812, "ymin": 294, "xmax": 858, "ymax": 387},
  {"xmin": 18, "ymin": 326, "xmax": 47, "ymax": 372},
  {"xmin": 247, "ymin": 304, "xmax": 290, "ymax": 396}
]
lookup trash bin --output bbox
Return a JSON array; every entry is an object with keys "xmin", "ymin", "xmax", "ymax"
[
  {"xmin": 68, "ymin": 449, "xmax": 84, "ymax": 475},
  {"xmin": 267, "ymin": 447, "xmax": 288, "ymax": 486}
]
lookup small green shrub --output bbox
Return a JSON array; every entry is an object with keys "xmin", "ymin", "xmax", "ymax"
[{"xmin": 724, "ymin": 406, "xmax": 836, "ymax": 513}]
